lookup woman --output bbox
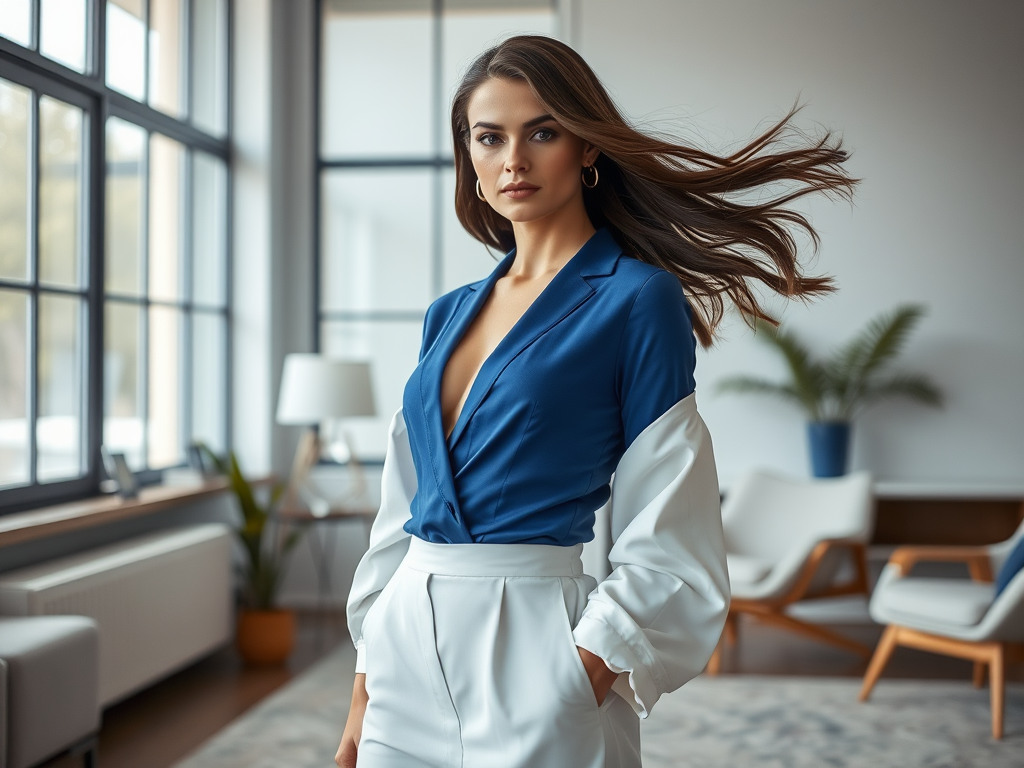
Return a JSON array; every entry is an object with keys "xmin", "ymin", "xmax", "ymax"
[{"xmin": 335, "ymin": 35, "xmax": 854, "ymax": 768}]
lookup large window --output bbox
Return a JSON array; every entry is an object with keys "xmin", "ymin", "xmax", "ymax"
[
  {"xmin": 317, "ymin": 0, "xmax": 557, "ymax": 458},
  {"xmin": 0, "ymin": 0, "xmax": 230, "ymax": 512}
]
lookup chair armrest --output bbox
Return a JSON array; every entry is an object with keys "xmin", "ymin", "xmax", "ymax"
[{"xmin": 886, "ymin": 545, "xmax": 993, "ymax": 582}]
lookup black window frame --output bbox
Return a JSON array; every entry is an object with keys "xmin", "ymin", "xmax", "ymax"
[{"xmin": 0, "ymin": 0, "xmax": 233, "ymax": 515}]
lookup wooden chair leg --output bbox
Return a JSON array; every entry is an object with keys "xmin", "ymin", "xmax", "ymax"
[
  {"xmin": 706, "ymin": 638, "xmax": 723, "ymax": 675},
  {"xmin": 990, "ymin": 644, "xmax": 1005, "ymax": 739},
  {"xmin": 859, "ymin": 624, "xmax": 900, "ymax": 702},
  {"xmin": 724, "ymin": 612, "xmax": 738, "ymax": 646},
  {"xmin": 756, "ymin": 609, "xmax": 871, "ymax": 657},
  {"xmin": 973, "ymin": 661, "xmax": 987, "ymax": 689}
]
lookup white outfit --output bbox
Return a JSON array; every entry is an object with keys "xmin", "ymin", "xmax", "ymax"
[{"xmin": 348, "ymin": 394, "xmax": 729, "ymax": 767}]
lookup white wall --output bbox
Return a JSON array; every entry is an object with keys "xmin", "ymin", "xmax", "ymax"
[{"xmin": 576, "ymin": 0, "xmax": 1024, "ymax": 486}]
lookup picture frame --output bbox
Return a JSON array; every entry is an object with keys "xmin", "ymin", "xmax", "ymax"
[{"xmin": 101, "ymin": 447, "xmax": 139, "ymax": 499}]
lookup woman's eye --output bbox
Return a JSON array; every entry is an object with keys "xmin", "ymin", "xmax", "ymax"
[
  {"xmin": 476, "ymin": 133, "xmax": 501, "ymax": 146},
  {"xmin": 534, "ymin": 128, "xmax": 556, "ymax": 141}
]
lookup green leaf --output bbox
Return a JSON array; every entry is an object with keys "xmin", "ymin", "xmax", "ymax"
[
  {"xmin": 750, "ymin": 319, "xmax": 827, "ymax": 420},
  {"xmin": 825, "ymin": 305, "xmax": 933, "ymax": 418},
  {"xmin": 861, "ymin": 374, "xmax": 944, "ymax": 411},
  {"xmin": 716, "ymin": 375, "xmax": 803, "ymax": 403}
]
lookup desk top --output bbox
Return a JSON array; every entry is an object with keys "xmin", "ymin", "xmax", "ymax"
[{"xmin": 874, "ymin": 481, "xmax": 1024, "ymax": 500}]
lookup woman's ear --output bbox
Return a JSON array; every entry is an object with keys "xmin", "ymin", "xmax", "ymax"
[{"xmin": 583, "ymin": 143, "xmax": 601, "ymax": 167}]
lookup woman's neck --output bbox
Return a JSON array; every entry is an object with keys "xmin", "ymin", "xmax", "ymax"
[{"xmin": 508, "ymin": 206, "xmax": 597, "ymax": 281}]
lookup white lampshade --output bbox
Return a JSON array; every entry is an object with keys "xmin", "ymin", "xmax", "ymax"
[{"xmin": 276, "ymin": 354, "xmax": 376, "ymax": 425}]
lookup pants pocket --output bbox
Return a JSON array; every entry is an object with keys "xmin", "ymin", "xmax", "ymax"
[{"xmin": 553, "ymin": 579, "xmax": 602, "ymax": 711}]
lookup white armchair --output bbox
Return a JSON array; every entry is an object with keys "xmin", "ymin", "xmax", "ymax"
[
  {"xmin": 709, "ymin": 469, "xmax": 875, "ymax": 673},
  {"xmin": 859, "ymin": 517, "xmax": 1024, "ymax": 738}
]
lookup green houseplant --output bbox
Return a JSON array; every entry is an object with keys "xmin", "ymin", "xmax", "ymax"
[
  {"xmin": 200, "ymin": 445, "xmax": 303, "ymax": 664},
  {"xmin": 717, "ymin": 304, "xmax": 943, "ymax": 476}
]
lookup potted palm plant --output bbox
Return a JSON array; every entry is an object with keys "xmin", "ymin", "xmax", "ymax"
[
  {"xmin": 717, "ymin": 304, "xmax": 943, "ymax": 477},
  {"xmin": 200, "ymin": 446, "xmax": 302, "ymax": 664}
]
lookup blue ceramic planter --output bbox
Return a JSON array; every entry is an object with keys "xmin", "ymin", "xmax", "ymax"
[{"xmin": 807, "ymin": 422, "xmax": 851, "ymax": 477}]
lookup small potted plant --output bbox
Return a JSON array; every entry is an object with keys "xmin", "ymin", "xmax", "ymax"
[
  {"xmin": 201, "ymin": 446, "xmax": 302, "ymax": 665},
  {"xmin": 717, "ymin": 304, "xmax": 943, "ymax": 476}
]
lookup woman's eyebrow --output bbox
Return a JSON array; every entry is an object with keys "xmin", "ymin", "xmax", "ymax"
[{"xmin": 471, "ymin": 114, "xmax": 556, "ymax": 130}]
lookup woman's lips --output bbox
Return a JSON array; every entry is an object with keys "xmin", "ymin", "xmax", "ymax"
[{"xmin": 501, "ymin": 187, "xmax": 539, "ymax": 199}]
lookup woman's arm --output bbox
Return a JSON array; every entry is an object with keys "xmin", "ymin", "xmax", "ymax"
[
  {"xmin": 571, "ymin": 272, "xmax": 727, "ymax": 716},
  {"xmin": 573, "ymin": 394, "xmax": 729, "ymax": 716},
  {"xmin": 335, "ymin": 674, "xmax": 367, "ymax": 767}
]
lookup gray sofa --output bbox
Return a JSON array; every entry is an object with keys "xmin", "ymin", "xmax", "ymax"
[{"xmin": 0, "ymin": 616, "xmax": 100, "ymax": 768}]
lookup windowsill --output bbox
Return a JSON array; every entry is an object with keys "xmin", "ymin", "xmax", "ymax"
[{"xmin": 0, "ymin": 478, "xmax": 268, "ymax": 548}]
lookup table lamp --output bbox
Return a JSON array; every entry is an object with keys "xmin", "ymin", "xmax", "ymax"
[{"xmin": 276, "ymin": 354, "xmax": 376, "ymax": 516}]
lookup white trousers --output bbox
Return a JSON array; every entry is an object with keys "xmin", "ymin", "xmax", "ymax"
[{"xmin": 357, "ymin": 538, "xmax": 641, "ymax": 768}]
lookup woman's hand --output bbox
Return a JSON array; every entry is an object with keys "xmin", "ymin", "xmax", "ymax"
[
  {"xmin": 577, "ymin": 647, "xmax": 618, "ymax": 706},
  {"xmin": 335, "ymin": 673, "xmax": 368, "ymax": 767}
]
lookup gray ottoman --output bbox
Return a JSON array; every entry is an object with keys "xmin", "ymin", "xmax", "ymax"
[{"xmin": 0, "ymin": 616, "xmax": 99, "ymax": 768}]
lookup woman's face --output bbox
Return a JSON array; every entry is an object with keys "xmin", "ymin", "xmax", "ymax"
[{"xmin": 466, "ymin": 77, "xmax": 598, "ymax": 224}]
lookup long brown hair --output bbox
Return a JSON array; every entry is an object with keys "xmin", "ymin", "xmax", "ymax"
[{"xmin": 451, "ymin": 35, "xmax": 856, "ymax": 347}]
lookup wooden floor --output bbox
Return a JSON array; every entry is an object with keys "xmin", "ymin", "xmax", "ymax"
[{"xmin": 42, "ymin": 611, "xmax": 1023, "ymax": 768}]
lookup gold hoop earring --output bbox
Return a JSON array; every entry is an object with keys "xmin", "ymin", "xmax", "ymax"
[
  {"xmin": 582, "ymin": 165, "xmax": 599, "ymax": 189},
  {"xmin": 476, "ymin": 179, "xmax": 487, "ymax": 201}
]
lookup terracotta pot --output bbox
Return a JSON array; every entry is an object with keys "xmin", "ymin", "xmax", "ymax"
[{"xmin": 236, "ymin": 609, "xmax": 296, "ymax": 665}]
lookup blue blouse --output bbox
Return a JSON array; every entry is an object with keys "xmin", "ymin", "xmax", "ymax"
[{"xmin": 401, "ymin": 227, "xmax": 696, "ymax": 545}]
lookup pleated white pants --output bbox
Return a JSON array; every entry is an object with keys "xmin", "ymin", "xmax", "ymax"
[{"xmin": 357, "ymin": 538, "xmax": 641, "ymax": 768}]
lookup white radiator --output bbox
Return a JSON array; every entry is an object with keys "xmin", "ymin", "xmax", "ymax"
[{"xmin": 0, "ymin": 524, "xmax": 233, "ymax": 705}]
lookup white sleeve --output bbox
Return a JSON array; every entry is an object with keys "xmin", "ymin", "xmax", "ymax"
[
  {"xmin": 346, "ymin": 408, "xmax": 417, "ymax": 673},
  {"xmin": 572, "ymin": 393, "xmax": 730, "ymax": 718}
]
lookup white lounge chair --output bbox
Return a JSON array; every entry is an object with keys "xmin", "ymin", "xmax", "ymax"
[
  {"xmin": 859, "ymin": 518, "xmax": 1024, "ymax": 738},
  {"xmin": 709, "ymin": 469, "xmax": 875, "ymax": 673}
]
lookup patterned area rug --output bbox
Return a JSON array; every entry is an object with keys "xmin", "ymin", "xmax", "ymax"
[{"xmin": 172, "ymin": 646, "xmax": 1023, "ymax": 768}]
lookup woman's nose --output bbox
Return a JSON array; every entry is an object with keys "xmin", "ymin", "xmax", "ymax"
[{"xmin": 504, "ymin": 140, "xmax": 529, "ymax": 173}]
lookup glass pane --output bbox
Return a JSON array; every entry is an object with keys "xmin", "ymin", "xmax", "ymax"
[
  {"xmin": 40, "ymin": 0, "xmax": 87, "ymax": 72},
  {"xmin": 441, "ymin": 4, "xmax": 555, "ymax": 153},
  {"xmin": 320, "ymin": 319, "xmax": 422, "ymax": 460},
  {"xmin": 192, "ymin": 0, "xmax": 227, "ymax": 136},
  {"xmin": 149, "ymin": 133, "xmax": 183, "ymax": 302},
  {"xmin": 0, "ymin": 289, "xmax": 29, "ymax": 487},
  {"xmin": 148, "ymin": 304, "xmax": 182, "ymax": 467},
  {"xmin": 0, "ymin": 79, "xmax": 30, "ymax": 282},
  {"xmin": 321, "ymin": 168, "xmax": 433, "ymax": 312},
  {"xmin": 105, "ymin": 117, "xmax": 146, "ymax": 296},
  {"xmin": 442, "ymin": 167, "xmax": 500, "ymax": 292},
  {"xmin": 37, "ymin": 293, "xmax": 84, "ymax": 481},
  {"xmin": 39, "ymin": 96, "xmax": 85, "ymax": 289},
  {"xmin": 321, "ymin": 0, "xmax": 433, "ymax": 158},
  {"xmin": 104, "ymin": 301, "xmax": 143, "ymax": 469},
  {"xmin": 191, "ymin": 311, "xmax": 224, "ymax": 453},
  {"xmin": 192, "ymin": 151, "xmax": 226, "ymax": 306},
  {"xmin": 149, "ymin": 0, "xmax": 184, "ymax": 117},
  {"xmin": 0, "ymin": 0, "xmax": 32, "ymax": 47},
  {"xmin": 106, "ymin": 0, "xmax": 146, "ymax": 100}
]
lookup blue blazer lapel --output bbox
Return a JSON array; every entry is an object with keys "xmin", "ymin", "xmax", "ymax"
[
  {"xmin": 446, "ymin": 228, "xmax": 623, "ymax": 452},
  {"xmin": 417, "ymin": 251, "xmax": 515, "ymax": 526}
]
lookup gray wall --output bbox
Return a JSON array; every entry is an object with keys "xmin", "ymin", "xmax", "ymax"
[{"xmin": 575, "ymin": 0, "xmax": 1024, "ymax": 486}]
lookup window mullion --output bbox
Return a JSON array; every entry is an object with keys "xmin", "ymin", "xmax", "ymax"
[
  {"xmin": 27, "ymin": 88, "xmax": 40, "ymax": 484},
  {"xmin": 144, "ymin": 0, "xmax": 152, "ymax": 104},
  {"xmin": 31, "ymin": 0, "xmax": 40, "ymax": 50},
  {"xmin": 182, "ymin": 148, "xmax": 193, "ymax": 458},
  {"xmin": 87, "ymin": 95, "xmax": 107, "ymax": 487},
  {"xmin": 140, "ymin": 130, "xmax": 152, "ymax": 469}
]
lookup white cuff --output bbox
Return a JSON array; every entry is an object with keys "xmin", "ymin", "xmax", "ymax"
[
  {"xmin": 573, "ymin": 612, "xmax": 659, "ymax": 718},
  {"xmin": 354, "ymin": 642, "xmax": 366, "ymax": 674}
]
